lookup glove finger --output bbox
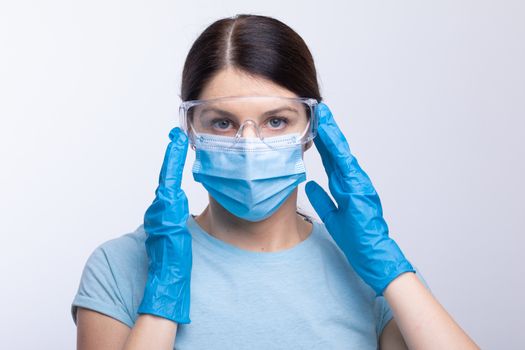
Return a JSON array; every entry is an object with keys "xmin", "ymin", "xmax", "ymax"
[
  {"xmin": 305, "ymin": 181, "xmax": 337, "ymax": 222},
  {"xmin": 159, "ymin": 127, "xmax": 189, "ymax": 193},
  {"xmin": 145, "ymin": 128, "xmax": 189, "ymax": 235},
  {"xmin": 314, "ymin": 102, "xmax": 354, "ymax": 176}
]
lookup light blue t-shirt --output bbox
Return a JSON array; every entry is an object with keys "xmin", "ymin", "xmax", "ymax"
[{"xmin": 71, "ymin": 215, "xmax": 429, "ymax": 349}]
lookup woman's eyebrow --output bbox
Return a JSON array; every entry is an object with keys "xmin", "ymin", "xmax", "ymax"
[
  {"xmin": 263, "ymin": 106, "xmax": 299, "ymax": 115},
  {"xmin": 200, "ymin": 107, "xmax": 236, "ymax": 118}
]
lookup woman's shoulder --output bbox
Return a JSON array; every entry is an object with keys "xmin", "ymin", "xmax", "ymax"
[
  {"xmin": 95, "ymin": 224, "xmax": 147, "ymax": 259},
  {"xmin": 71, "ymin": 224, "xmax": 148, "ymax": 328},
  {"xmin": 86, "ymin": 224, "xmax": 148, "ymax": 275},
  {"xmin": 85, "ymin": 224, "xmax": 149, "ymax": 290}
]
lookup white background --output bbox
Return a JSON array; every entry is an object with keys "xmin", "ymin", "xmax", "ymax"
[{"xmin": 1, "ymin": 1, "xmax": 523, "ymax": 349}]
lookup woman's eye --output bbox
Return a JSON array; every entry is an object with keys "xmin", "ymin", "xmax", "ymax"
[
  {"xmin": 267, "ymin": 117, "xmax": 287, "ymax": 129},
  {"xmin": 212, "ymin": 119, "xmax": 233, "ymax": 130}
]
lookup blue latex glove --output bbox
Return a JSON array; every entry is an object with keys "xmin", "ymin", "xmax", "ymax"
[
  {"xmin": 305, "ymin": 103, "xmax": 415, "ymax": 296},
  {"xmin": 137, "ymin": 127, "xmax": 192, "ymax": 324}
]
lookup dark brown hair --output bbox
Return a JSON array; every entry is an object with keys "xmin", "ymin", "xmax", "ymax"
[{"xmin": 180, "ymin": 14, "xmax": 323, "ymax": 102}]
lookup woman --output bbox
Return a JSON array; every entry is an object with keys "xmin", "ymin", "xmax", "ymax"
[{"xmin": 72, "ymin": 14, "xmax": 479, "ymax": 349}]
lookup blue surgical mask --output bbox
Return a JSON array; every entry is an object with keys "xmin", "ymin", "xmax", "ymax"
[{"xmin": 192, "ymin": 133, "xmax": 306, "ymax": 222}]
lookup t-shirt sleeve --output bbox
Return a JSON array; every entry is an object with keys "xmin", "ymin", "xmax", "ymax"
[
  {"xmin": 375, "ymin": 295, "xmax": 393, "ymax": 337},
  {"xmin": 375, "ymin": 264, "xmax": 431, "ymax": 337},
  {"xmin": 71, "ymin": 244, "xmax": 135, "ymax": 328}
]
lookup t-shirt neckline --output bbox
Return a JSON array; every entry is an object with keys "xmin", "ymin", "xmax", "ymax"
[{"xmin": 187, "ymin": 214, "xmax": 319, "ymax": 263}]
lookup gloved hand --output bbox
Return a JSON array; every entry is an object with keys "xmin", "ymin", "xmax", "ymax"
[
  {"xmin": 305, "ymin": 103, "xmax": 415, "ymax": 296},
  {"xmin": 137, "ymin": 127, "xmax": 192, "ymax": 324}
]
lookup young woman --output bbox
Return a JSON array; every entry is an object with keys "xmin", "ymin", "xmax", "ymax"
[{"xmin": 72, "ymin": 14, "xmax": 479, "ymax": 349}]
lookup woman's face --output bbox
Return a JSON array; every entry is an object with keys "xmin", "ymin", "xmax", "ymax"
[{"xmin": 197, "ymin": 66, "xmax": 312, "ymax": 150}]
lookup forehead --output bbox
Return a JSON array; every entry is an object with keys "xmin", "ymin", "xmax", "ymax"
[{"xmin": 198, "ymin": 67, "xmax": 299, "ymax": 100}]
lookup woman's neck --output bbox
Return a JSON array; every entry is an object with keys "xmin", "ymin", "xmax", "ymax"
[{"xmin": 194, "ymin": 189, "xmax": 313, "ymax": 252}]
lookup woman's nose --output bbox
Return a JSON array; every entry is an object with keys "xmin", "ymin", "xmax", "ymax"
[{"xmin": 238, "ymin": 120, "xmax": 260, "ymax": 138}]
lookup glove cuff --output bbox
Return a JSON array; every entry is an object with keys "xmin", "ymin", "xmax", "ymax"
[
  {"xmin": 137, "ymin": 276, "xmax": 191, "ymax": 324},
  {"xmin": 375, "ymin": 259, "xmax": 416, "ymax": 297}
]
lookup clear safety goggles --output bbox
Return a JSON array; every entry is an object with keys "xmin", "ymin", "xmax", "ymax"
[{"xmin": 179, "ymin": 95, "xmax": 319, "ymax": 149}]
